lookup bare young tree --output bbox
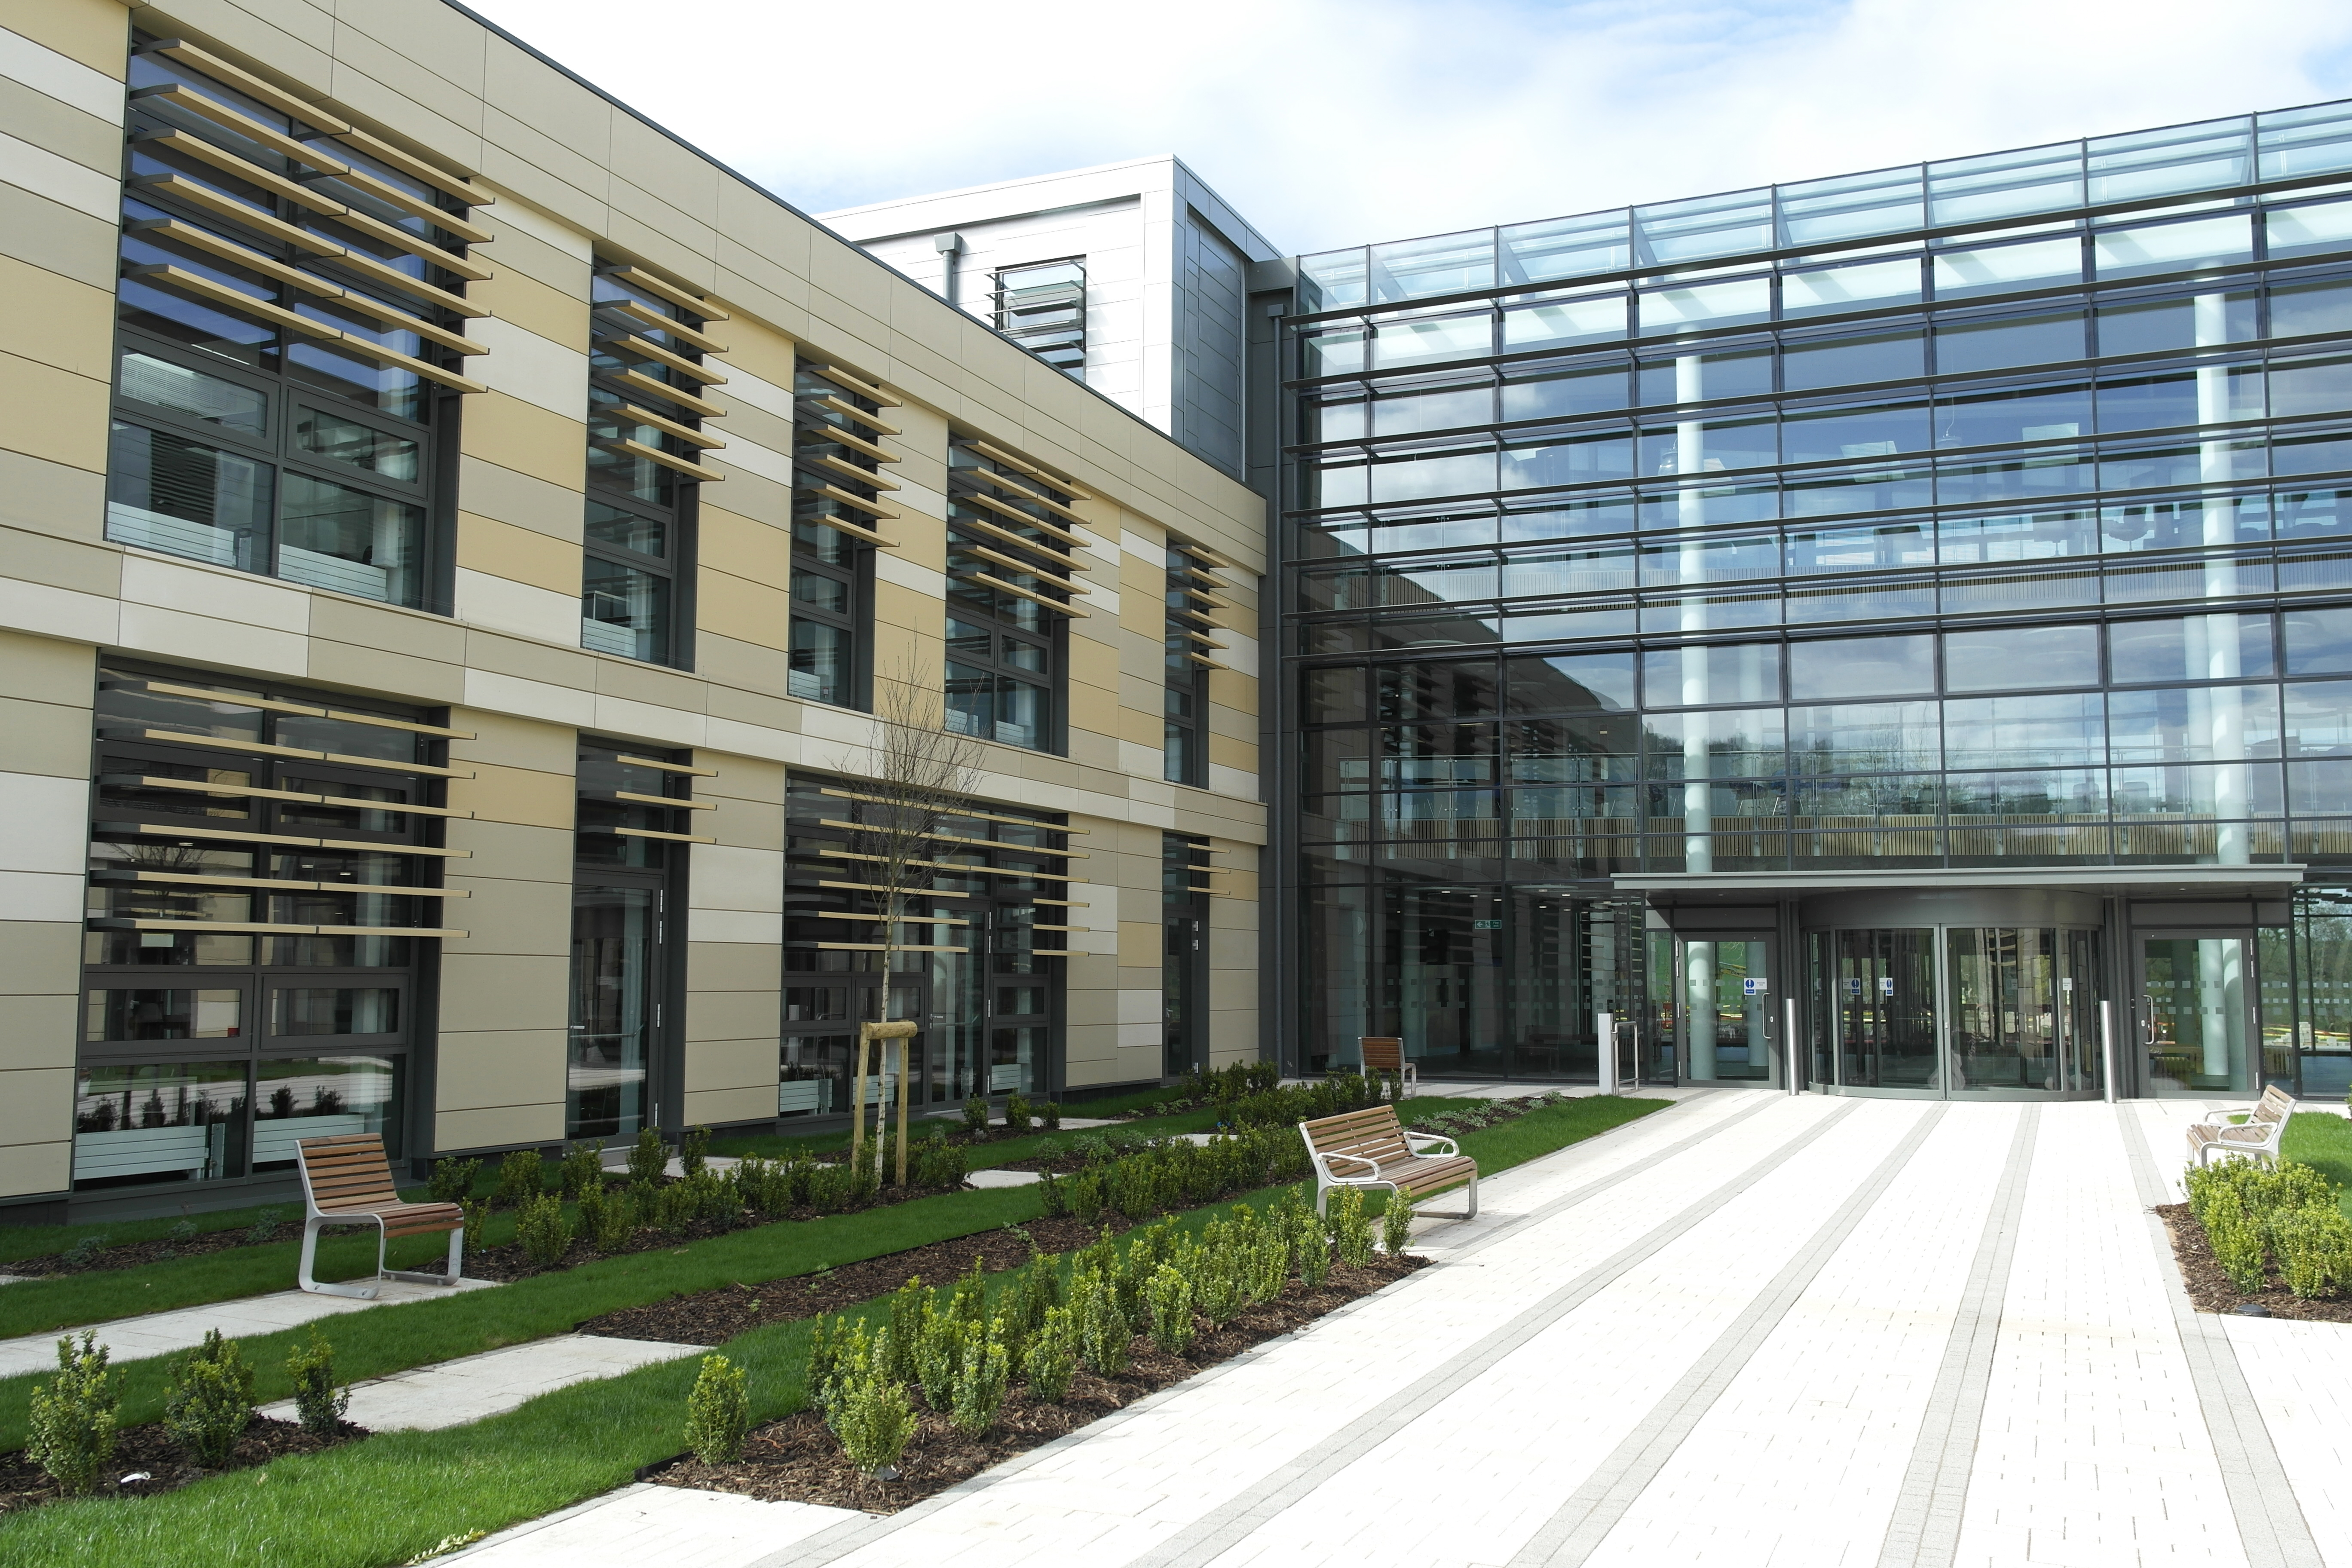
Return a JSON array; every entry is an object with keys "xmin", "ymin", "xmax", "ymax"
[{"xmin": 836, "ymin": 658, "xmax": 986, "ymax": 1185}]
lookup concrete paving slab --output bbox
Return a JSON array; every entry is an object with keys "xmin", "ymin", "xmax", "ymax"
[
  {"xmin": 0, "ymin": 1274, "xmax": 499, "ymax": 1378},
  {"xmin": 965, "ymin": 1168, "xmax": 1041, "ymax": 1188},
  {"xmin": 447, "ymin": 1483, "xmax": 863, "ymax": 1566},
  {"xmin": 259, "ymin": 1333, "xmax": 704, "ymax": 1432}
]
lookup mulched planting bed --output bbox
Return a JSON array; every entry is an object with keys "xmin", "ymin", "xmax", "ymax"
[
  {"xmin": 0, "ymin": 1414, "xmax": 364, "ymax": 1513},
  {"xmin": 2157, "ymin": 1202, "xmax": 2352, "ymax": 1323},
  {"xmin": 644, "ymin": 1253, "xmax": 1422, "ymax": 1513},
  {"xmin": 574, "ymin": 1216, "xmax": 1123, "ymax": 1342},
  {"xmin": 3, "ymin": 1222, "xmax": 298, "ymax": 1279}
]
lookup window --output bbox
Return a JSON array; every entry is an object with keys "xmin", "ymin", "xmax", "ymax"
[
  {"xmin": 790, "ymin": 363, "xmax": 900, "ymax": 707},
  {"xmin": 77, "ymin": 663, "xmax": 453, "ymax": 1190},
  {"xmin": 782, "ymin": 778, "xmax": 1073, "ymax": 1113},
  {"xmin": 992, "ymin": 257, "xmax": 1086, "ymax": 375},
  {"xmin": 1165, "ymin": 541, "xmax": 1235, "ymax": 785},
  {"xmin": 567, "ymin": 740, "xmax": 709, "ymax": 1139},
  {"xmin": 585, "ymin": 265, "xmax": 724, "ymax": 667},
  {"xmin": 1163, "ymin": 833, "xmax": 1212, "ymax": 1078},
  {"xmin": 109, "ymin": 37, "xmax": 485, "ymax": 608},
  {"xmin": 946, "ymin": 439, "xmax": 1085, "ymax": 752}
]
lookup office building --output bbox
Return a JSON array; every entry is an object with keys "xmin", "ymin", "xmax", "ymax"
[{"xmin": 0, "ymin": 0, "xmax": 1265, "ymax": 1218}]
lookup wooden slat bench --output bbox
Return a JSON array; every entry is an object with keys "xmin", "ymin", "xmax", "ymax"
[
  {"xmin": 1359, "ymin": 1036, "xmax": 1418, "ymax": 1098},
  {"xmin": 2186, "ymin": 1083, "xmax": 2297, "ymax": 1168},
  {"xmin": 294, "ymin": 1133, "xmax": 465, "ymax": 1299},
  {"xmin": 1300, "ymin": 1104, "xmax": 1476, "ymax": 1220}
]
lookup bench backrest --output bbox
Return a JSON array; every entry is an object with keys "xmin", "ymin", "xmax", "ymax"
[
  {"xmin": 1302, "ymin": 1104, "xmax": 1412, "ymax": 1167},
  {"xmin": 1360, "ymin": 1037, "xmax": 1404, "ymax": 1074},
  {"xmin": 2256, "ymin": 1083, "xmax": 2296, "ymax": 1122},
  {"xmin": 296, "ymin": 1132, "xmax": 401, "ymax": 1215}
]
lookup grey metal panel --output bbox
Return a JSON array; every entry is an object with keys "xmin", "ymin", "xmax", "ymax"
[{"xmin": 1175, "ymin": 206, "xmax": 1247, "ymax": 480}]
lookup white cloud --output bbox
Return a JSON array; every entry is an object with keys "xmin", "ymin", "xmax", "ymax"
[{"xmin": 466, "ymin": 0, "xmax": 2352, "ymax": 257}]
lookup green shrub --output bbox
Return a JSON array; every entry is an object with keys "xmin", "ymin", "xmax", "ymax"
[
  {"xmin": 1382, "ymin": 1192, "xmax": 1416, "ymax": 1257},
  {"xmin": 1040, "ymin": 1100, "xmax": 1062, "ymax": 1131},
  {"xmin": 963, "ymin": 1096, "xmax": 990, "ymax": 1134},
  {"xmin": 627, "ymin": 1127, "xmax": 670, "ymax": 1186},
  {"xmin": 558, "ymin": 1140, "xmax": 606, "ymax": 1200},
  {"xmin": 459, "ymin": 1196, "xmax": 490, "ymax": 1246},
  {"xmin": 684, "ymin": 1354, "xmax": 751, "ymax": 1463},
  {"xmin": 515, "ymin": 1192, "xmax": 573, "ymax": 1267},
  {"xmin": 285, "ymin": 1333, "xmax": 349, "ymax": 1437},
  {"xmin": 883, "ymin": 1279, "xmax": 927, "ymax": 1385},
  {"xmin": 680, "ymin": 1124, "xmax": 713, "ymax": 1178},
  {"xmin": 2274, "ymin": 1205, "xmax": 2352, "ymax": 1298},
  {"xmin": 834, "ymin": 1366, "xmax": 916, "ymax": 1476},
  {"xmin": 1025, "ymin": 1305, "xmax": 1077, "ymax": 1403},
  {"xmin": 913, "ymin": 1139, "xmax": 969, "ymax": 1190},
  {"xmin": 1003, "ymin": 1251, "xmax": 1059, "ymax": 1357},
  {"xmin": 167, "ymin": 1219, "xmax": 199, "ymax": 1244},
  {"xmin": 245, "ymin": 1207, "xmax": 283, "ymax": 1245},
  {"xmin": 1328, "ymin": 1187, "xmax": 1374, "ymax": 1270},
  {"xmin": 805, "ymin": 1315, "xmax": 857, "ymax": 1420},
  {"xmin": 2206, "ymin": 1194, "xmax": 2269, "ymax": 1293},
  {"xmin": 426, "ymin": 1156, "xmax": 481, "ymax": 1204},
  {"xmin": 26, "ymin": 1332, "xmax": 115, "ymax": 1496},
  {"xmin": 949, "ymin": 1319, "xmax": 1011, "ymax": 1435},
  {"xmin": 1074, "ymin": 1269, "xmax": 1130, "ymax": 1378},
  {"xmin": 1298, "ymin": 1214, "xmax": 1332, "ymax": 1291},
  {"xmin": 1003, "ymin": 1094, "xmax": 1032, "ymax": 1133},
  {"xmin": 915, "ymin": 1304, "xmax": 967, "ymax": 1410},
  {"xmin": 1146, "ymin": 1263, "xmax": 1194, "ymax": 1356},
  {"xmin": 588, "ymin": 1185, "xmax": 635, "ymax": 1253},
  {"xmin": 1194, "ymin": 1231, "xmax": 1243, "ymax": 1325},
  {"xmin": 490, "ymin": 1149, "xmax": 545, "ymax": 1210},
  {"xmin": 807, "ymin": 1161, "xmax": 855, "ymax": 1214},
  {"xmin": 1067, "ymin": 1170, "xmax": 1104, "ymax": 1223},
  {"xmin": 652, "ymin": 1181, "xmax": 697, "ymax": 1237},
  {"xmin": 163, "ymin": 1329, "xmax": 254, "ymax": 1468},
  {"xmin": 59, "ymin": 1235, "xmax": 103, "ymax": 1268}
]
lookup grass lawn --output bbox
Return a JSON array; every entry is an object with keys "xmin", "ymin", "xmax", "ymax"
[
  {"xmin": 2281, "ymin": 1112, "xmax": 2352, "ymax": 1218},
  {"xmin": 0, "ymin": 1091, "xmax": 1670, "ymax": 1566}
]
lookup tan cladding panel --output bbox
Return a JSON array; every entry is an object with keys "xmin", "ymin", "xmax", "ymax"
[
  {"xmin": 4, "ymin": 0, "xmax": 129, "ymax": 75},
  {"xmin": 0, "ymin": 348, "xmax": 108, "ymax": 472},
  {"xmin": 0, "ymin": 254, "xmax": 115, "ymax": 384},
  {"xmin": 456, "ymin": 513, "xmax": 583, "ymax": 597},
  {"xmin": 458, "ymin": 392, "xmax": 587, "ymax": 492}
]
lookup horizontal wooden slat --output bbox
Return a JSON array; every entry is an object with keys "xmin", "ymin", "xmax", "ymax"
[
  {"xmin": 600, "ymin": 296, "xmax": 728, "ymax": 352},
  {"xmin": 952, "ymin": 487, "xmax": 1090, "ymax": 548},
  {"xmin": 617, "ymin": 402, "xmax": 725, "ymax": 450},
  {"xmin": 967, "ymin": 572, "xmax": 1090, "ymax": 618},
  {"xmin": 960, "ymin": 439, "xmax": 1093, "ymax": 499},
  {"xmin": 600, "ymin": 330, "xmax": 725, "ymax": 384},
  {"xmin": 147, "ymin": 40, "xmax": 352, "ymax": 132},
  {"xmin": 608, "ymin": 366, "xmax": 727, "ymax": 419},
  {"xmin": 605, "ymin": 265, "xmax": 727, "ymax": 321},
  {"xmin": 601, "ymin": 436, "xmax": 724, "ymax": 482},
  {"xmin": 815, "ymin": 364, "xmax": 899, "ymax": 407},
  {"xmin": 322, "ymin": 125, "xmax": 493, "ymax": 206},
  {"xmin": 800, "ymin": 450, "xmax": 899, "ymax": 490}
]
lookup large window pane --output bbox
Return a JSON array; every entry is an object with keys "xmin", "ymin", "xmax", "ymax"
[
  {"xmin": 1946, "ymin": 624, "xmax": 2099, "ymax": 691},
  {"xmin": 117, "ymin": 351, "xmax": 266, "ymax": 434},
  {"xmin": 106, "ymin": 420, "xmax": 271, "ymax": 571},
  {"xmin": 278, "ymin": 472, "xmax": 423, "ymax": 604},
  {"xmin": 1945, "ymin": 693, "xmax": 2107, "ymax": 768},
  {"xmin": 582, "ymin": 557, "xmax": 671, "ymax": 661},
  {"xmin": 250, "ymin": 1055, "xmax": 399, "ymax": 1169},
  {"xmin": 1789, "ymin": 634, "xmax": 1935, "ymax": 698},
  {"xmin": 73, "ymin": 1060, "xmax": 248, "ymax": 1190}
]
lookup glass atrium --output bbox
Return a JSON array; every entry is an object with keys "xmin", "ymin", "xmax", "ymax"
[{"xmin": 1272, "ymin": 103, "xmax": 2352, "ymax": 1100}]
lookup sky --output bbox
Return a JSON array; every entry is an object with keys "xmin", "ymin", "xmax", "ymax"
[{"xmin": 463, "ymin": 0, "xmax": 2352, "ymax": 259}]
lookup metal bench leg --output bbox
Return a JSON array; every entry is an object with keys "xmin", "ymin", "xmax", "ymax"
[
  {"xmin": 297, "ymin": 1216, "xmax": 380, "ymax": 1300},
  {"xmin": 383, "ymin": 1226, "xmax": 465, "ymax": 1287}
]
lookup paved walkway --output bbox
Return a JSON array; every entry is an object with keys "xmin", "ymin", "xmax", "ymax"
[
  {"xmin": 447, "ymin": 1090, "xmax": 2341, "ymax": 1568},
  {"xmin": 0, "ymin": 1274, "xmax": 497, "ymax": 1378},
  {"xmin": 257, "ymin": 1333, "xmax": 702, "ymax": 1431}
]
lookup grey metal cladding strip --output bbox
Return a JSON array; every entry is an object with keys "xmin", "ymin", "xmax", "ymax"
[
  {"xmin": 1873, "ymin": 1105, "xmax": 2040, "ymax": 1568},
  {"xmin": 2116, "ymin": 1103, "xmax": 2325, "ymax": 1568},
  {"xmin": 1118, "ymin": 1096, "xmax": 1865, "ymax": 1568},
  {"xmin": 1515, "ymin": 1102, "xmax": 1952, "ymax": 1568},
  {"xmin": 752, "ymin": 1090, "xmax": 1801, "ymax": 1568}
]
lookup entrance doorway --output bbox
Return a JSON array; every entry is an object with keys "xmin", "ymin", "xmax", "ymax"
[
  {"xmin": 2138, "ymin": 936, "xmax": 2254, "ymax": 1094},
  {"xmin": 1803, "ymin": 923, "xmax": 2104, "ymax": 1097},
  {"xmin": 1671, "ymin": 937, "xmax": 1776, "ymax": 1084}
]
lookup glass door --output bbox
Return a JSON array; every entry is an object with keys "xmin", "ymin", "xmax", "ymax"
[
  {"xmin": 1833, "ymin": 928, "xmax": 1939, "ymax": 1090},
  {"xmin": 567, "ymin": 883, "xmax": 661, "ymax": 1139},
  {"xmin": 1678, "ymin": 938, "xmax": 1775, "ymax": 1083},
  {"xmin": 2141, "ymin": 936, "xmax": 2253, "ymax": 1094}
]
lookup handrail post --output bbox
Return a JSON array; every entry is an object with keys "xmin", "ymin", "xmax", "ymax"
[{"xmin": 1596, "ymin": 1010, "xmax": 1614, "ymax": 1096}]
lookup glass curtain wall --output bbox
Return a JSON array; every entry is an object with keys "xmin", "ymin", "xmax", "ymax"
[{"xmin": 1281, "ymin": 102, "xmax": 2352, "ymax": 1081}]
